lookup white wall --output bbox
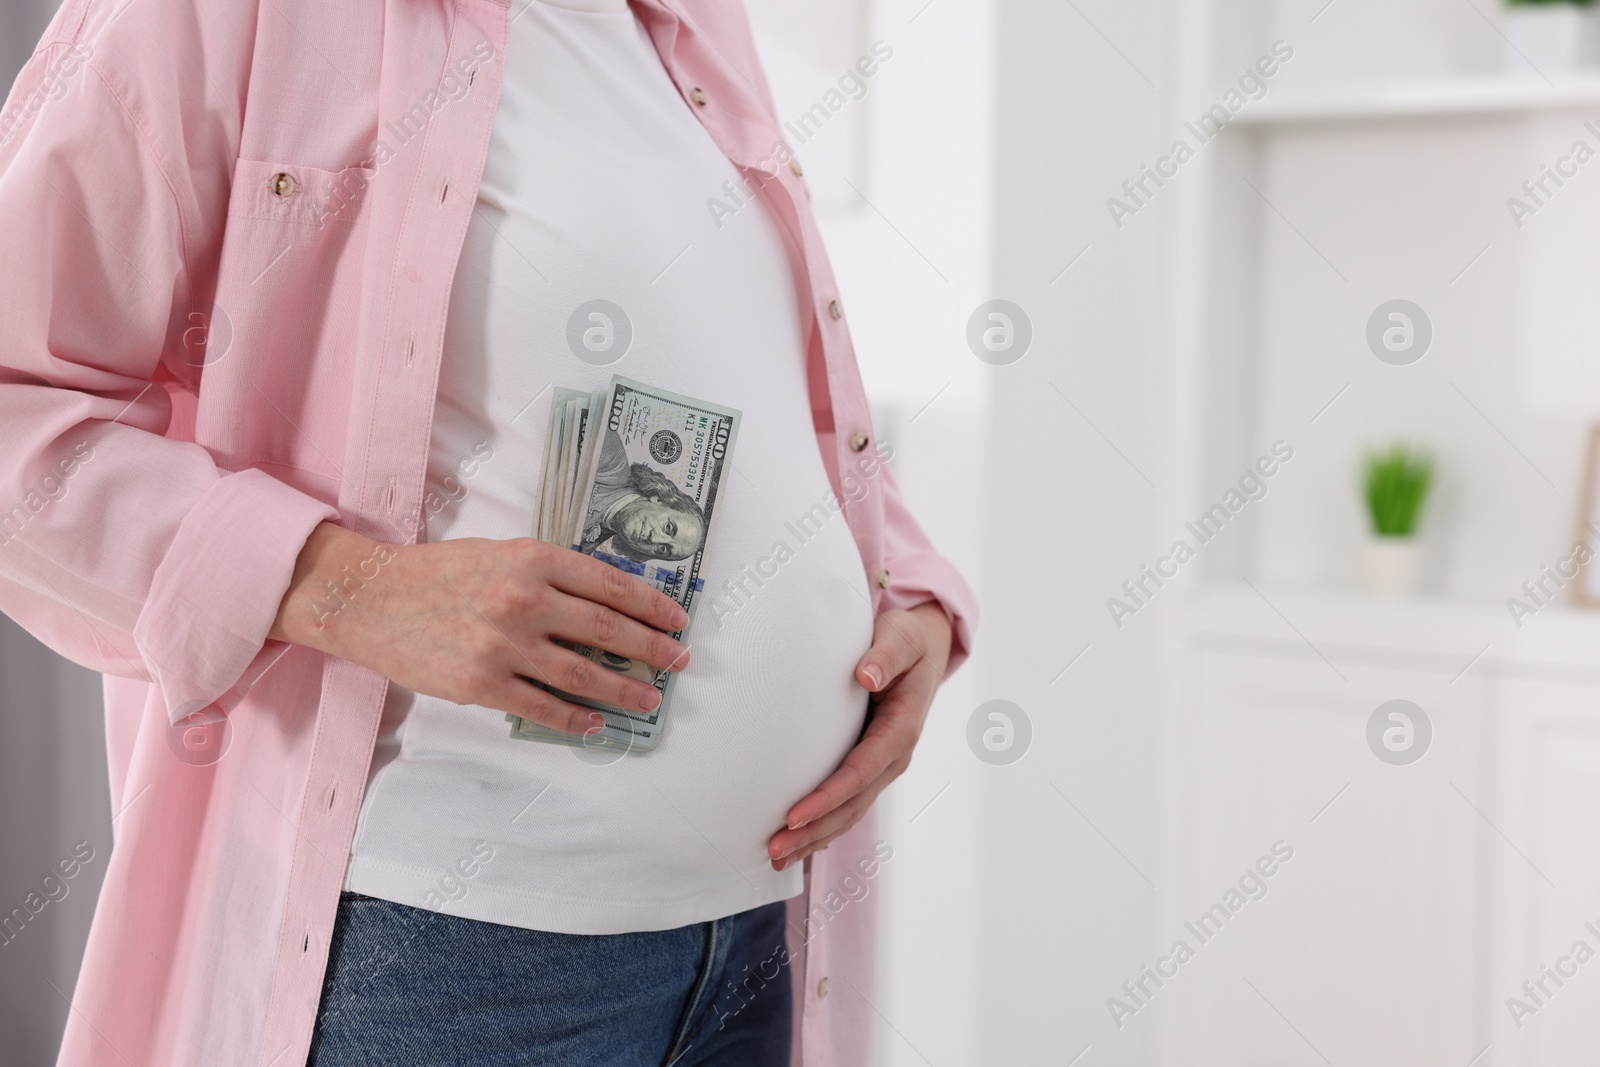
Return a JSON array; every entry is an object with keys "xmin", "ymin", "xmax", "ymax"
[{"xmin": 979, "ymin": 0, "xmax": 1172, "ymax": 1062}]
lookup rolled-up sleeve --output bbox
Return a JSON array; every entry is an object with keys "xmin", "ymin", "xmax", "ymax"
[
  {"xmin": 0, "ymin": 35, "xmax": 338, "ymax": 723},
  {"xmin": 874, "ymin": 462, "xmax": 978, "ymax": 675}
]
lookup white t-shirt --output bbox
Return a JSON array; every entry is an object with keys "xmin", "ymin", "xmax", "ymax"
[{"xmin": 342, "ymin": 0, "xmax": 876, "ymax": 934}]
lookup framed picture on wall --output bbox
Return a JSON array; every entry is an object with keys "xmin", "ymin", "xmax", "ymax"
[{"xmin": 1574, "ymin": 424, "xmax": 1600, "ymax": 606}]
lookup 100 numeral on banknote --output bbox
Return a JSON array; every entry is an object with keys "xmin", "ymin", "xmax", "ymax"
[{"xmin": 509, "ymin": 376, "xmax": 741, "ymax": 753}]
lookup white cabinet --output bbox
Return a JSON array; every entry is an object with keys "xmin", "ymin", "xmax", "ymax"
[
  {"xmin": 1486, "ymin": 674, "xmax": 1600, "ymax": 1067},
  {"xmin": 1154, "ymin": 588, "xmax": 1600, "ymax": 1067}
]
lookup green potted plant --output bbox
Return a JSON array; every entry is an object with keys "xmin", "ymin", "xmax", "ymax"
[
  {"xmin": 1505, "ymin": 0, "xmax": 1600, "ymax": 78},
  {"xmin": 1362, "ymin": 444, "xmax": 1434, "ymax": 598}
]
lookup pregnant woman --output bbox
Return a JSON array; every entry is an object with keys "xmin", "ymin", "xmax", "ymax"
[{"xmin": 0, "ymin": 0, "xmax": 977, "ymax": 1064}]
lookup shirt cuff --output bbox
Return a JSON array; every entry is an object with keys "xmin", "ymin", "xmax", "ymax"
[
  {"xmin": 877, "ymin": 557, "xmax": 976, "ymax": 677},
  {"xmin": 133, "ymin": 468, "xmax": 339, "ymax": 726}
]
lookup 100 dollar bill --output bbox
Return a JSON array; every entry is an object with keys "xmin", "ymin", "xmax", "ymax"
[{"xmin": 509, "ymin": 375, "xmax": 740, "ymax": 752}]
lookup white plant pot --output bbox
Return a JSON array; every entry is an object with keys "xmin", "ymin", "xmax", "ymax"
[
  {"xmin": 1505, "ymin": 6, "xmax": 1600, "ymax": 78},
  {"xmin": 1366, "ymin": 536, "xmax": 1424, "ymax": 598}
]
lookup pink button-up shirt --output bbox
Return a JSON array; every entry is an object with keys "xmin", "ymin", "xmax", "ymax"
[{"xmin": 0, "ymin": 0, "xmax": 978, "ymax": 1064}]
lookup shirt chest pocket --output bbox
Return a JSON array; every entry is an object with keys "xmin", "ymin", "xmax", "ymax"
[
  {"xmin": 227, "ymin": 157, "xmax": 376, "ymax": 229},
  {"xmin": 217, "ymin": 156, "xmax": 376, "ymax": 313},
  {"xmin": 207, "ymin": 157, "xmax": 379, "ymax": 482}
]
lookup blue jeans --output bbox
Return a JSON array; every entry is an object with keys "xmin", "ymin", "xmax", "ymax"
[{"xmin": 307, "ymin": 892, "xmax": 793, "ymax": 1067}]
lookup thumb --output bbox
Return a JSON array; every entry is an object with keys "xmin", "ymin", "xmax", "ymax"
[{"xmin": 855, "ymin": 613, "xmax": 922, "ymax": 693}]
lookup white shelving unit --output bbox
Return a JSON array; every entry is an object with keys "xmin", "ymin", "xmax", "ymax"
[
  {"xmin": 1150, "ymin": 3, "xmax": 1600, "ymax": 1065},
  {"xmin": 1238, "ymin": 76, "xmax": 1600, "ymax": 125}
]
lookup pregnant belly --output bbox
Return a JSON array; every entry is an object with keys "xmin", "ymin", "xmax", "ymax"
[
  {"xmin": 354, "ymin": 477, "xmax": 879, "ymax": 915},
  {"xmin": 642, "ymin": 518, "xmax": 877, "ymax": 874}
]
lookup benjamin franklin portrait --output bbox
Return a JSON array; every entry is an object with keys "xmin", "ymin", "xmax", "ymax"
[{"xmin": 579, "ymin": 428, "xmax": 707, "ymax": 562}]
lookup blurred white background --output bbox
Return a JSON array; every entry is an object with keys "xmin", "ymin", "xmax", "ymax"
[{"xmin": 14, "ymin": 0, "xmax": 1600, "ymax": 1063}]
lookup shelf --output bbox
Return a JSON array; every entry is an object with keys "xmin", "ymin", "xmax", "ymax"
[
  {"xmin": 1174, "ymin": 584, "xmax": 1600, "ymax": 677},
  {"xmin": 1234, "ymin": 75, "xmax": 1600, "ymax": 127}
]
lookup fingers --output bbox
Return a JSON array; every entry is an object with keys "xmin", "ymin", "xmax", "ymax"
[
  {"xmin": 854, "ymin": 612, "xmax": 925, "ymax": 693},
  {"xmin": 772, "ymin": 824, "xmax": 848, "ymax": 870},
  {"xmin": 768, "ymin": 772, "xmax": 897, "ymax": 869},
  {"xmin": 775, "ymin": 822, "xmax": 861, "ymax": 871},
  {"xmin": 493, "ymin": 676, "xmax": 609, "ymax": 736},
  {"xmin": 546, "ymin": 546, "xmax": 689, "ymax": 633},
  {"xmin": 533, "ymin": 643, "xmax": 665, "ymax": 714},
  {"xmin": 782, "ymin": 709, "xmax": 920, "ymax": 832},
  {"xmin": 544, "ymin": 589, "xmax": 690, "ymax": 672}
]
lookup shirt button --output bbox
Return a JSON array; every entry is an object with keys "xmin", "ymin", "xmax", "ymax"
[
  {"xmin": 270, "ymin": 172, "xmax": 296, "ymax": 197},
  {"xmin": 828, "ymin": 299, "xmax": 843, "ymax": 321},
  {"xmin": 789, "ymin": 157, "xmax": 804, "ymax": 177},
  {"xmin": 690, "ymin": 87, "xmax": 708, "ymax": 106},
  {"xmin": 877, "ymin": 569, "xmax": 891, "ymax": 589},
  {"xmin": 849, "ymin": 431, "xmax": 869, "ymax": 452},
  {"xmin": 817, "ymin": 976, "xmax": 830, "ymax": 999}
]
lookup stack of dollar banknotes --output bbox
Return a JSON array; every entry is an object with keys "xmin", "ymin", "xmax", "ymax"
[{"xmin": 507, "ymin": 375, "xmax": 741, "ymax": 754}]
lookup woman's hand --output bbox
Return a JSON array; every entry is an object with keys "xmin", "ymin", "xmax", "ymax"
[
  {"xmin": 767, "ymin": 601, "xmax": 954, "ymax": 870},
  {"xmin": 269, "ymin": 522, "xmax": 691, "ymax": 735}
]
